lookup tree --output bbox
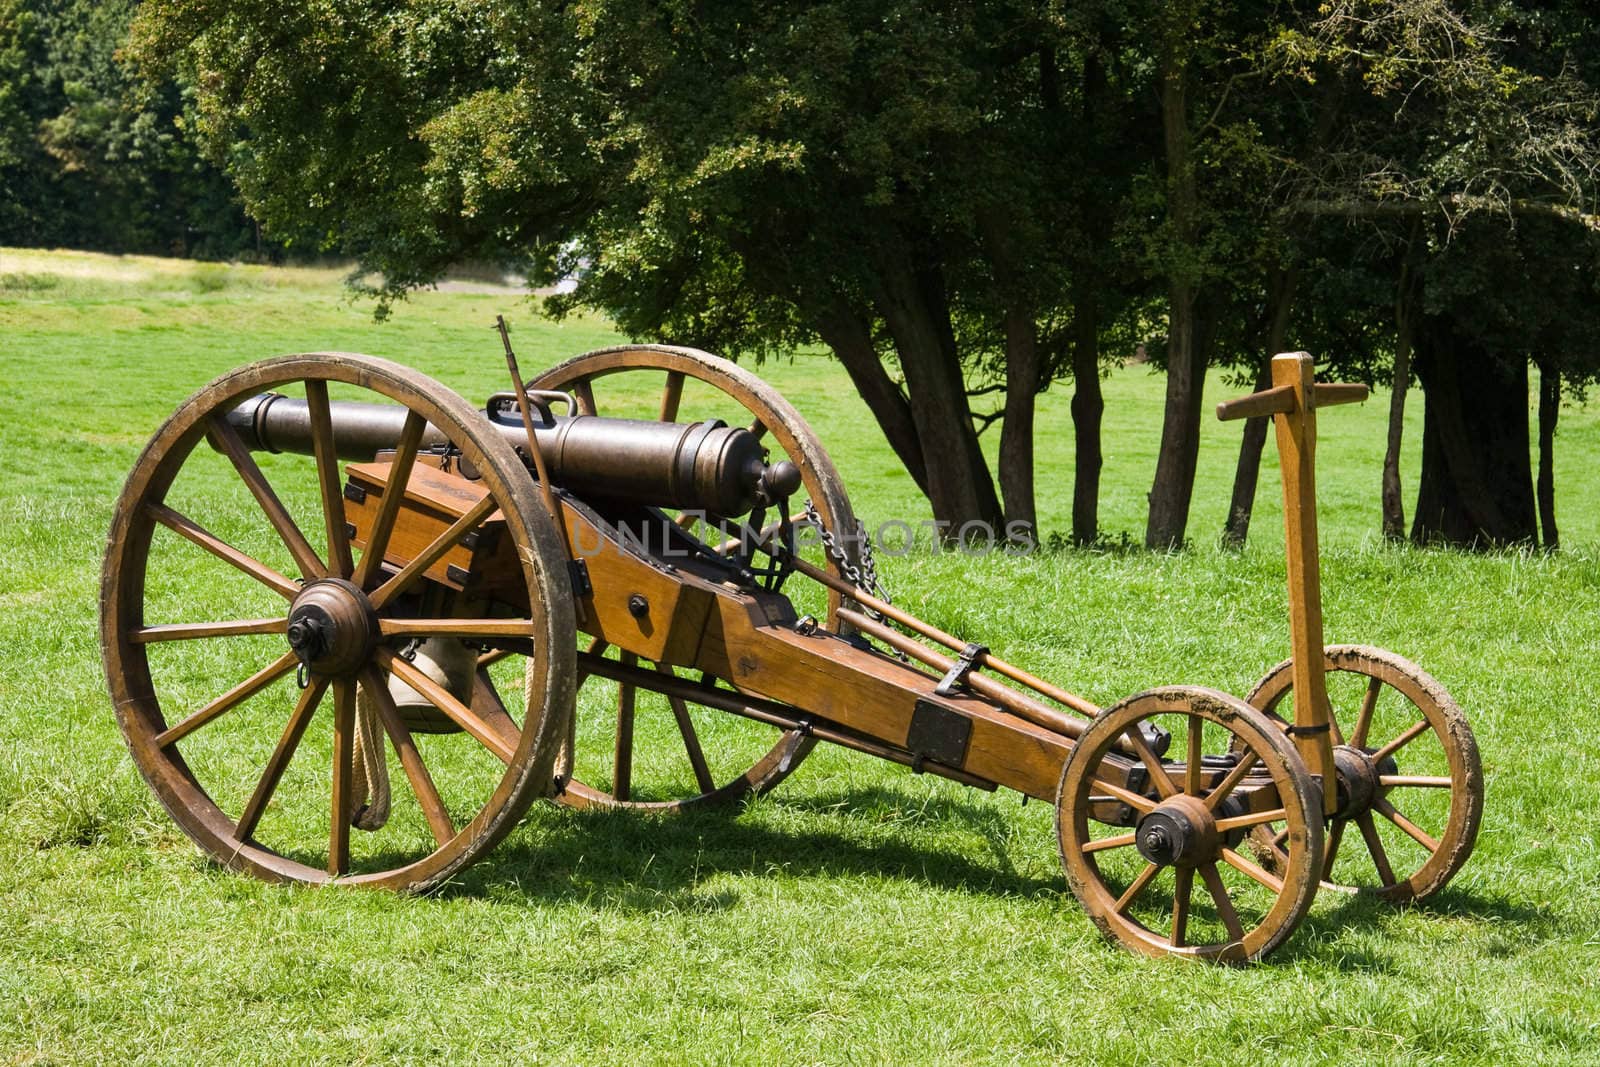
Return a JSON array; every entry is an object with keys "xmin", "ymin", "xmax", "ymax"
[
  {"xmin": 134, "ymin": 0, "xmax": 1175, "ymax": 541},
  {"xmin": 0, "ymin": 0, "xmax": 274, "ymax": 256},
  {"xmin": 1270, "ymin": 0, "xmax": 1600, "ymax": 547}
]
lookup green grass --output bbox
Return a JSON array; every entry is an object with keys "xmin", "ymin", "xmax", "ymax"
[{"xmin": 2, "ymin": 247, "xmax": 1598, "ymax": 1064}]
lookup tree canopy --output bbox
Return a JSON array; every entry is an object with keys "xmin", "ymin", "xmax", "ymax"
[
  {"xmin": 8, "ymin": 0, "xmax": 1600, "ymax": 548},
  {"xmin": 0, "ymin": 0, "xmax": 272, "ymax": 257}
]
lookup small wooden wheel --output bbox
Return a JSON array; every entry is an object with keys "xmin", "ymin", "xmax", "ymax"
[
  {"xmin": 102, "ymin": 353, "xmax": 576, "ymax": 888},
  {"xmin": 1244, "ymin": 645, "xmax": 1483, "ymax": 903},
  {"xmin": 1057, "ymin": 687, "xmax": 1324, "ymax": 963},
  {"xmin": 512, "ymin": 345, "xmax": 860, "ymax": 811}
]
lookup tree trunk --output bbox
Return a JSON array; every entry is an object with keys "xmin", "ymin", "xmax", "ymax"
[
  {"xmin": 1068, "ymin": 46, "xmax": 1108, "ymax": 548},
  {"xmin": 811, "ymin": 302, "xmax": 930, "ymax": 495},
  {"xmin": 870, "ymin": 243, "xmax": 1004, "ymax": 537},
  {"xmin": 1221, "ymin": 359, "xmax": 1274, "ymax": 549},
  {"xmin": 1221, "ymin": 265, "xmax": 1296, "ymax": 548},
  {"xmin": 999, "ymin": 306, "xmax": 1041, "ymax": 544},
  {"xmin": 1070, "ymin": 286, "xmax": 1103, "ymax": 546},
  {"xmin": 1381, "ymin": 302, "xmax": 1413, "ymax": 540},
  {"xmin": 1147, "ymin": 289, "xmax": 1210, "ymax": 550},
  {"xmin": 1146, "ymin": 29, "xmax": 1206, "ymax": 550},
  {"xmin": 1410, "ymin": 326, "xmax": 1537, "ymax": 546},
  {"xmin": 1536, "ymin": 355, "xmax": 1559, "ymax": 551}
]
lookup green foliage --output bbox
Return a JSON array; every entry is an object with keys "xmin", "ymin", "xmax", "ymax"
[{"xmin": 0, "ymin": 0, "xmax": 270, "ymax": 258}]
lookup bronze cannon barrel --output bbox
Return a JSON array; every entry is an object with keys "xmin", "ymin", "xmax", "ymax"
[{"xmin": 221, "ymin": 393, "xmax": 778, "ymax": 517}]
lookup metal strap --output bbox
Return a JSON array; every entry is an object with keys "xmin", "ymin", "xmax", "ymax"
[{"xmin": 934, "ymin": 642, "xmax": 988, "ymax": 697}]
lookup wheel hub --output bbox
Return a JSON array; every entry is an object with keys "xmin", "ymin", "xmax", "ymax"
[
  {"xmin": 1135, "ymin": 794, "xmax": 1219, "ymax": 867},
  {"xmin": 1331, "ymin": 744, "xmax": 1396, "ymax": 818},
  {"xmin": 286, "ymin": 578, "xmax": 378, "ymax": 678}
]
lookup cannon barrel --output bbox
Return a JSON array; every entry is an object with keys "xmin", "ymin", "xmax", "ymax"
[{"xmin": 221, "ymin": 393, "xmax": 784, "ymax": 517}]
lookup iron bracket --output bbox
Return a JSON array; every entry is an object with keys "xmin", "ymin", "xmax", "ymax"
[{"xmin": 934, "ymin": 642, "xmax": 988, "ymax": 697}]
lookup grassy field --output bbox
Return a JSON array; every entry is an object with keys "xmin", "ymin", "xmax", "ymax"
[{"xmin": 2, "ymin": 247, "xmax": 1599, "ymax": 1064}]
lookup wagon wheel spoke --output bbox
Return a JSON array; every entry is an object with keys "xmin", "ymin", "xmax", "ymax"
[
  {"xmin": 377, "ymin": 647, "xmax": 516, "ymax": 763},
  {"xmin": 658, "ymin": 664, "xmax": 715, "ymax": 793},
  {"xmin": 350, "ymin": 410, "xmax": 427, "ymax": 589},
  {"xmin": 1221, "ymin": 847, "xmax": 1284, "ymax": 894},
  {"xmin": 612, "ymin": 654, "xmax": 638, "ymax": 801},
  {"xmin": 304, "ymin": 380, "xmax": 354, "ymax": 578},
  {"xmin": 1251, "ymin": 825, "xmax": 1292, "ymax": 877},
  {"xmin": 1379, "ymin": 775, "xmax": 1453, "ymax": 789},
  {"xmin": 570, "ymin": 378, "xmax": 597, "ymax": 416},
  {"xmin": 1080, "ymin": 832, "xmax": 1137, "ymax": 854},
  {"xmin": 1322, "ymin": 819, "xmax": 1346, "ymax": 881},
  {"xmin": 554, "ymin": 638, "xmax": 609, "ymax": 785},
  {"xmin": 369, "ymin": 494, "xmax": 498, "ymax": 611},
  {"xmin": 574, "ymin": 638, "xmax": 609, "ymax": 683},
  {"xmin": 747, "ymin": 416, "xmax": 767, "ymax": 442},
  {"xmin": 362, "ymin": 667, "xmax": 454, "ymax": 848},
  {"xmin": 1350, "ymin": 676, "xmax": 1382, "ymax": 749},
  {"xmin": 154, "ymin": 651, "xmax": 298, "ymax": 748},
  {"xmin": 470, "ymin": 666, "xmax": 528, "ymax": 740},
  {"xmin": 1114, "ymin": 862, "xmax": 1160, "ymax": 915},
  {"xmin": 1183, "ymin": 714, "xmax": 1203, "ymax": 794},
  {"xmin": 148, "ymin": 503, "xmax": 299, "ymax": 599},
  {"xmin": 1124, "ymin": 724, "xmax": 1177, "ymax": 800},
  {"xmin": 1355, "ymin": 811, "xmax": 1398, "ymax": 885},
  {"xmin": 1375, "ymin": 798, "xmax": 1440, "ymax": 852},
  {"xmin": 207, "ymin": 415, "xmax": 326, "ymax": 581},
  {"xmin": 1198, "ymin": 863, "xmax": 1247, "ymax": 942},
  {"xmin": 133, "ymin": 618, "xmax": 288, "ymax": 643},
  {"xmin": 1202, "ymin": 751, "xmax": 1259, "ymax": 812},
  {"xmin": 1089, "ymin": 776, "xmax": 1157, "ymax": 816},
  {"xmin": 1370, "ymin": 719, "xmax": 1431, "ymax": 765},
  {"xmin": 1214, "ymin": 807, "xmax": 1288, "ymax": 834},
  {"xmin": 1171, "ymin": 865, "xmax": 1194, "ymax": 948},
  {"xmin": 329, "ymin": 680, "xmax": 355, "ymax": 876},
  {"xmin": 379, "ymin": 618, "xmax": 536, "ymax": 639},
  {"xmin": 234, "ymin": 677, "xmax": 329, "ymax": 842},
  {"xmin": 659, "ymin": 371, "xmax": 685, "ymax": 422}
]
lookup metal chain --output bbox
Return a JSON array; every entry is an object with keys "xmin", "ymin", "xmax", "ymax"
[{"xmin": 803, "ymin": 498, "xmax": 893, "ymax": 618}]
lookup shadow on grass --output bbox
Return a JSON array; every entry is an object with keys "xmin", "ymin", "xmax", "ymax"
[
  {"xmin": 1271, "ymin": 882, "xmax": 1554, "ymax": 968},
  {"xmin": 426, "ymin": 785, "xmax": 1064, "ymax": 908},
  {"xmin": 192, "ymin": 779, "xmax": 1553, "ymax": 966}
]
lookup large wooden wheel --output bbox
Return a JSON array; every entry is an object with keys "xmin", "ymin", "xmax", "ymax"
[
  {"xmin": 101, "ymin": 353, "xmax": 576, "ymax": 888},
  {"xmin": 509, "ymin": 344, "xmax": 860, "ymax": 811},
  {"xmin": 1244, "ymin": 645, "xmax": 1483, "ymax": 903},
  {"xmin": 1057, "ymin": 687, "xmax": 1324, "ymax": 963}
]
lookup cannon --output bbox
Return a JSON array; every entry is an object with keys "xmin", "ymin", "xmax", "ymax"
[{"xmin": 101, "ymin": 343, "xmax": 1483, "ymax": 962}]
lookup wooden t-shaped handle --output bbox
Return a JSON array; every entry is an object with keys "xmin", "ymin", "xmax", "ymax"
[{"xmin": 1216, "ymin": 374, "xmax": 1368, "ymax": 423}]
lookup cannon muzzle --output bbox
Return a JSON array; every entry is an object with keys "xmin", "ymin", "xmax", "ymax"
[{"xmin": 221, "ymin": 393, "xmax": 778, "ymax": 517}]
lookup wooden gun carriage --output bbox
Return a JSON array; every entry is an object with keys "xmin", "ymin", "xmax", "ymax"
[{"xmin": 101, "ymin": 344, "xmax": 1483, "ymax": 963}]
